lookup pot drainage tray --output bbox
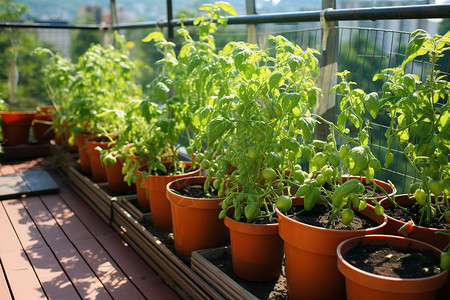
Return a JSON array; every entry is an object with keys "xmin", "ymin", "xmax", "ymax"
[{"xmin": 0, "ymin": 170, "xmax": 59, "ymax": 200}]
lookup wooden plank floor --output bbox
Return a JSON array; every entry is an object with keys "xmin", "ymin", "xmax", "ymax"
[{"xmin": 0, "ymin": 157, "xmax": 181, "ymax": 300}]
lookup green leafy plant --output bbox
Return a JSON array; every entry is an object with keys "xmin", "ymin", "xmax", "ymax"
[
  {"xmin": 138, "ymin": 2, "xmax": 237, "ymax": 176},
  {"xmin": 33, "ymin": 47, "xmax": 75, "ymax": 139},
  {"xmin": 374, "ymin": 29, "xmax": 450, "ymax": 226},
  {"xmin": 194, "ymin": 35, "xmax": 322, "ymax": 223},
  {"xmin": 287, "ymin": 70, "xmax": 387, "ymax": 228},
  {"xmin": 65, "ymin": 33, "xmax": 142, "ymax": 143}
]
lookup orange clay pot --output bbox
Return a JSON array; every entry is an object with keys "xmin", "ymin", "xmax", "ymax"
[
  {"xmin": 32, "ymin": 113, "xmax": 55, "ymax": 142},
  {"xmin": 380, "ymin": 194, "xmax": 450, "ymax": 251},
  {"xmin": 86, "ymin": 136, "xmax": 111, "ymax": 182},
  {"xmin": 74, "ymin": 133, "xmax": 96, "ymax": 173},
  {"xmin": 337, "ymin": 234, "xmax": 449, "ymax": 300},
  {"xmin": 128, "ymin": 153, "xmax": 150, "ymax": 210},
  {"xmin": 166, "ymin": 176, "xmax": 228, "ymax": 257},
  {"xmin": 141, "ymin": 162, "xmax": 200, "ymax": 232},
  {"xmin": 276, "ymin": 198, "xmax": 387, "ymax": 300},
  {"xmin": 105, "ymin": 157, "xmax": 133, "ymax": 194},
  {"xmin": 224, "ymin": 215, "xmax": 283, "ymax": 282},
  {"xmin": 0, "ymin": 112, "xmax": 35, "ymax": 146},
  {"xmin": 135, "ymin": 167, "xmax": 149, "ymax": 210}
]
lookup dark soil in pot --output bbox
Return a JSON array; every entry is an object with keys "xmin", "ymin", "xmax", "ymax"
[
  {"xmin": 344, "ymin": 243, "xmax": 442, "ymax": 278},
  {"xmin": 171, "ymin": 183, "xmax": 219, "ymax": 198},
  {"xmin": 385, "ymin": 202, "xmax": 450, "ymax": 230},
  {"xmin": 289, "ymin": 204, "xmax": 379, "ymax": 230}
]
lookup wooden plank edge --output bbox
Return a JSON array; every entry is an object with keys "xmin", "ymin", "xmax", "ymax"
[
  {"xmin": 112, "ymin": 202, "xmax": 223, "ymax": 300},
  {"xmin": 191, "ymin": 249, "xmax": 258, "ymax": 300},
  {"xmin": 111, "ymin": 207, "xmax": 203, "ymax": 299}
]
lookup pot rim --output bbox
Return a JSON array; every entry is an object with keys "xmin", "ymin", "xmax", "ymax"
[
  {"xmin": 336, "ymin": 234, "xmax": 449, "ymax": 290},
  {"xmin": 166, "ymin": 175, "xmax": 224, "ymax": 201},
  {"xmin": 379, "ymin": 193, "xmax": 449, "ymax": 232},
  {"xmin": 276, "ymin": 198, "xmax": 387, "ymax": 233}
]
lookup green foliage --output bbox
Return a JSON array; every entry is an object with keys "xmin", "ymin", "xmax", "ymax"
[
  {"xmin": 195, "ymin": 35, "xmax": 321, "ymax": 223},
  {"xmin": 374, "ymin": 29, "xmax": 450, "ymax": 226},
  {"xmin": 0, "ymin": 0, "xmax": 48, "ymax": 109}
]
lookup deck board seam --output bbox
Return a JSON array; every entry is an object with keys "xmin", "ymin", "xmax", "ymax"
[
  {"xmin": 55, "ymin": 188, "xmax": 148, "ymax": 299},
  {"xmin": 0, "ymin": 201, "xmax": 48, "ymax": 299},
  {"xmin": 36, "ymin": 195, "xmax": 115, "ymax": 299}
]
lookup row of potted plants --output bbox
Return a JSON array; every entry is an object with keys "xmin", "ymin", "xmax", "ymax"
[{"xmin": 37, "ymin": 2, "xmax": 449, "ymax": 298}]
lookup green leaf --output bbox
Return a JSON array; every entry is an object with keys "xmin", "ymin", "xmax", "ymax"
[
  {"xmin": 216, "ymin": 1, "xmax": 238, "ymax": 16},
  {"xmin": 154, "ymin": 81, "xmax": 170, "ymax": 101},
  {"xmin": 364, "ymin": 92, "xmax": 380, "ymax": 119},
  {"xmin": 142, "ymin": 31, "xmax": 165, "ymax": 43},
  {"xmin": 199, "ymin": 105, "xmax": 213, "ymax": 126},
  {"xmin": 269, "ymin": 71, "xmax": 283, "ymax": 91},
  {"xmin": 401, "ymin": 29, "xmax": 429, "ymax": 67},
  {"xmin": 187, "ymin": 55, "xmax": 203, "ymax": 75},
  {"xmin": 280, "ymin": 137, "xmax": 300, "ymax": 154},
  {"xmin": 207, "ymin": 117, "xmax": 234, "ymax": 146},
  {"xmin": 373, "ymin": 73, "xmax": 386, "ymax": 81}
]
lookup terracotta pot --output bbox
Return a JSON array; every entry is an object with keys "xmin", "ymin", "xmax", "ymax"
[
  {"xmin": 0, "ymin": 112, "xmax": 35, "ymax": 146},
  {"xmin": 74, "ymin": 133, "xmax": 96, "ymax": 173},
  {"xmin": 86, "ymin": 136, "xmax": 111, "ymax": 182},
  {"xmin": 224, "ymin": 215, "xmax": 284, "ymax": 282},
  {"xmin": 276, "ymin": 198, "xmax": 387, "ymax": 300},
  {"xmin": 380, "ymin": 194, "xmax": 450, "ymax": 251},
  {"xmin": 37, "ymin": 105, "xmax": 55, "ymax": 114},
  {"xmin": 166, "ymin": 176, "xmax": 228, "ymax": 257},
  {"xmin": 32, "ymin": 113, "xmax": 55, "ymax": 142},
  {"xmin": 105, "ymin": 158, "xmax": 133, "ymax": 194},
  {"xmin": 337, "ymin": 234, "xmax": 449, "ymax": 300},
  {"xmin": 127, "ymin": 153, "xmax": 151, "ymax": 209},
  {"xmin": 135, "ymin": 167, "xmax": 150, "ymax": 210},
  {"xmin": 141, "ymin": 162, "xmax": 200, "ymax": 232}
]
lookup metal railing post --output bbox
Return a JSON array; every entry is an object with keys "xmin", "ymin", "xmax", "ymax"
[
  {"xmin": 316, "ymin": 0, "xmax": 340, "ymax": 139},
  {"xmin": 167, "ymin": 0, "xmax": 174, "ymax": 41},
  {"xmin": 246, "ymin": 0, "xmax": 257, "ymax": 44}
]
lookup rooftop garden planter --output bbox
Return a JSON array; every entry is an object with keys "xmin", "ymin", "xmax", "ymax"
[
  {"xmin": 337, "ymin": 234, "xmax": 449, "ymax": 300},
  {"xmin": 380, "ymin": 194, "xmax": 450, "ymax": 251},
  {"xmin": 0, "ymin": 111, "xmax": 35, "ymax": 146},
  {"xmin": 86, "ymin": 135, "xmax": 112, "ymax": 182},
  {"xmin": 277, "ymin": 198, "xmax": 387, "ymax": 299},
  {"xmin": 166, "ymin": 176, "xmax": 228, "ymax": 257},
  {"xmin": 32, "ymin": 106, "xmax": 55, "ymax": 142},
  {"xmin": 74, "ymin": 132, "xmax": 96, "ymax": 173},
  {"xmin": 141, "ymin": 162, "xmax": 200, "ymax": 232}
]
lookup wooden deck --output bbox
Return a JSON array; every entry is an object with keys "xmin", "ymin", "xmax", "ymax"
[{"xmin": 0, "ymin": 158, "xmax": 181, "ymax": 300}]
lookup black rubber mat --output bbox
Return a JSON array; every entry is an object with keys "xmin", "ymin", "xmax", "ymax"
[{"xmin": 0, "ymin": 170, "xmax": 59, "ymax": 200}]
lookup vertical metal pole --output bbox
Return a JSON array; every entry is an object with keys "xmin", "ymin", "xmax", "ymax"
[
  {"xmin": 167, "ymin": 0, "xmax": 174, "ymax": 41},
  {"xmin": 108, "ymin": 0, "xmax": 118, "ymax": 46},
  {"xmin": 246, "ymin": 0, "xmax": 257, "ymax": 44},
  {"xmin": 316, "ymin": 0, "xmax": 339, "ymax": 140}
]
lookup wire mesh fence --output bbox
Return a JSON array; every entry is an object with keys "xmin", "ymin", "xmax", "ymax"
[{"xmin": 1, "ymin": 19, "xmax": 448, "ymax": 193}]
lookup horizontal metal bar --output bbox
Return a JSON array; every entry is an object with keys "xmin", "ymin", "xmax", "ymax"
[
  {"xmin": 0, "ymin": 21, "xmax": 102, "ymax": 30},
  {"xmin": 1, "ymin": 4, "xmax": 449, "ymax": 31},
  {"xmin": 114, "ymin": 4, "xmax": 450, "ymax": 29}
]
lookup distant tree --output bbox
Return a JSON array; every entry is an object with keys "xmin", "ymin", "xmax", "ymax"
[{"xmin": 0, "ymin": 0, "xmax": 48, "ymax": 109}]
